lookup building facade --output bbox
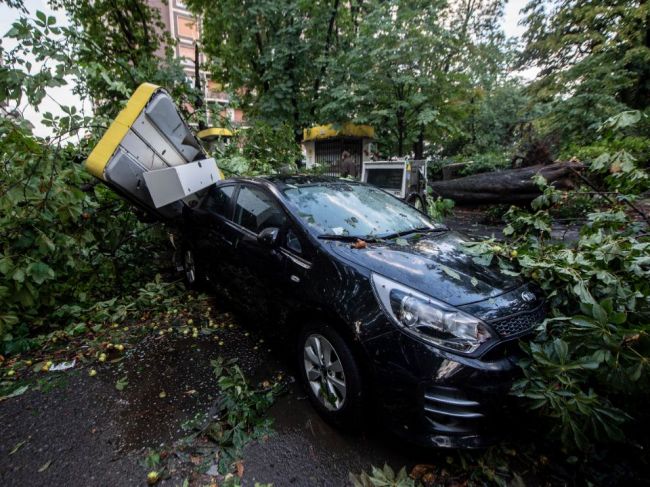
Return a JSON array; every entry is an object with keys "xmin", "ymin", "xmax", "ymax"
[{"xmin": 146, "ymin": 0, "xmax": 245, "ymax": 128}]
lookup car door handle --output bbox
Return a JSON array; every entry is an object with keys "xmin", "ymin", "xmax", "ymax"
[{"xmin": 218, "ymin": 234, "xmax": 233, "ymax": 246}]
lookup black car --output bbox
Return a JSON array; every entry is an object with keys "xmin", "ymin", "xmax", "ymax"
[{"xmin": 180, "ymin": 175, "xmax": 544, "ymax": 448}]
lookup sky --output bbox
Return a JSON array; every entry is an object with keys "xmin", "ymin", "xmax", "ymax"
[
  {"xmin": 0, "ymin": 0, "xmax": 533, "ymax": 137},
  {"xmin": 0, "ymin": 0, "xmax": 92, "ymax": 138},
  {"xmin": 503, "ymin": 0, "xmax": 529, "ymax": 39}
]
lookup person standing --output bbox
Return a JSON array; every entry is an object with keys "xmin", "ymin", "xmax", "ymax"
[{"xmin": 340, "ymin": 151, "xmax": 358, "ymax": 178}]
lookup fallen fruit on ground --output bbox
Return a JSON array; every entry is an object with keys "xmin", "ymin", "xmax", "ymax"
[{"xmin": 147, "ymin": 471, "xmax": 159, "ymax": 485}]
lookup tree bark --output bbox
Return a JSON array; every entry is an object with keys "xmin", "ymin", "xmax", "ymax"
[
  {"xmin": 429, "ymin": 161, "xmax": 584, "ymax": 204},
  {"xmin": 310, "ymin": 0, "xmax": 340, "ymax": 117}
]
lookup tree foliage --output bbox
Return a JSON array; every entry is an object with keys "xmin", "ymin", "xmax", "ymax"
[
  {"xmin": 50, "ymin": 0, "xmax": 196, "ymax": 119},
  {"xmin": 186, "ymin": 0, "xmax": 359, "ymax": 140},
  {"xmin": 520, "ymin": 0, "xmax": 650, "ymax": 146},
  {"xmin": 189, "ymin": 0, "xmax": 514, "ymax": 156},
  {"xmin": 0, "ymin": 3, "xmax": 189, "ymax": 353},
  {"xmin": 463, "ymin": 113, "xmax": 650, "ymax": 449}
]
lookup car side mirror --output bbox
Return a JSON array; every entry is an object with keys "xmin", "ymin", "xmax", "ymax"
[{"xmin": 257, "ymin": 227, "xmax": 280, "ymax": 247}]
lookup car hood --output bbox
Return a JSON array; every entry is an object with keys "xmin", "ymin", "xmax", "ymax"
[{"xmin": 327, "ymin": 230, "xmax": 524, "ymax": 307}]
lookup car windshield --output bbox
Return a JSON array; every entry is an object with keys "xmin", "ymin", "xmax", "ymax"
[{"xmin": 282, "ymin": 182, "xmax": 437, "ymax": 238}]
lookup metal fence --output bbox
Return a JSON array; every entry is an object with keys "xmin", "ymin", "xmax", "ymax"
[{"xmin": 315, "ymin": 139, "xmax": 363, "ymax": 176}]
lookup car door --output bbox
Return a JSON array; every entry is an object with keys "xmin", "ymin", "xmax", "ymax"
[
  {"xmin": 185, "ymin": 184, "xmax": 238, "ymax": 286},
  {"xmin": 225, "ymin": 184, "xmax": 295, "ymax": 318},
  {"xmin": 276, "ymin": 223, "xmax": 315, "ymax": 319}
]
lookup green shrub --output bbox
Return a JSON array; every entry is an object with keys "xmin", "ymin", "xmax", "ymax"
[
  {"xmin": 0, "ymin": 121, "xmax": 169, "ymax": 353},
  {"xmin": 464, "ymin": 112, "xmax": 650, "ymax": 450},
  {"xmin": 425, "ymin": 192, "xmax": 455, "ymax": 222},
  {"xmin": 0, "ymin": 9, "xmax": 183, "ymax": 353},
  {"xmin": 466, "ymin": 192, "xmax": 648, "ymax": 451}
]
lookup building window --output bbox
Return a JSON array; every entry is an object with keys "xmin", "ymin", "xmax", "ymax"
[{"xmin": 175, "ymin": 14, "xmax": 199, "ymax": 41}]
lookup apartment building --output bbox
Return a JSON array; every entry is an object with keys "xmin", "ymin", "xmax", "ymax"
[{"xmin": 147, "ymin": 0, "xmax": 245, "ymax": 128}]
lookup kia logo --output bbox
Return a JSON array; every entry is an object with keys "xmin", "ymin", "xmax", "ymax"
[{"xmin": 521, "ymin": 291, "xmax": 536, "ymax": 303}]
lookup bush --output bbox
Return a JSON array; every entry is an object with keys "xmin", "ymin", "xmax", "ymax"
[
  {"xmin": 0, "ymin": 9, "xmax": 183, "ymax": 353},
  {"xmin": 462, "ymin": 112, "xmax": 650, "ymax": 450},
  {"xmin": 464, "ymin": 123, "xmax": 649, "ymax": 449},
  {"xmin": 0, "ymin": 121, "xmax": 169, "ymax": 353}
]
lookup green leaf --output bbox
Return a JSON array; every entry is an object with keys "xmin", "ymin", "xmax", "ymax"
[
  {"xmin": 115, "ymin": 377, "xmax": 128, "ymax": 391},
  {"xmin": 9, "ymin": 438, "xmax": 29, "ymax": 455},
  {"xmin": 12, "ymin": 268, "xmax": 25, "ymax": 283},
  {"xmin": 26, "ymin": 262, "xmax": 55, "ymax": 284},
  {"xmin": 2, "ymin": 385, "xmax": 29, "ymax": 400},
  {"xmin": 552, "ymin": 339, "xmax": 569, "ymax": 362},
  {"xmin": 439, "ymin": 264, "xmax": 461, "ymax": 280}
]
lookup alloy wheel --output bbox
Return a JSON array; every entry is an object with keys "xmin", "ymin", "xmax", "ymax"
[
  {"xmin": 183, "ymin": 249, "xmax": 196, "ymax": 284},
  {"xmin": 303, "ymin": 333, "xmax": 347, "ymax": 411}
]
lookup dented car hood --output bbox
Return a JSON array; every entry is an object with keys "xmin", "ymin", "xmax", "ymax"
[{"xmin": 327, "ymin": 230, "xmax": 524, "ymax": 307}]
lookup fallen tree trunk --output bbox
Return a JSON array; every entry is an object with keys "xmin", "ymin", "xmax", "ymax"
[{"xmin": 429, "ymin": 161, "xmax": 584, "ymax": 204}]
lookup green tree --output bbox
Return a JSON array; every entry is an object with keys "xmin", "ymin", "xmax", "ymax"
[
  {"xmin": 186, "ymin": 0, "xmax": 359, "ymax": 140},
  {"xmin": 519, "ymin": 0, "xmax": 650, "ymax": 145},
  {"xmin": 319, "ymin": 0, "xmax": 511, "ymax": 158},
  {"xmin": 51, "ymin": 0, "xmax": 195, "ymax": 119},
  {"xmin": 0, "ymin": 2, "xmax": 188, "ymax": 351}
]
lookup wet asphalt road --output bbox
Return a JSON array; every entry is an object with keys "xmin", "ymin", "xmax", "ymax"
[
  {"xmin": 242, "ymin": 382, "xmax": 433, "ymax": 486},
  {"xmin": 0, "ymin": 310, "xmax": 432, "ymax": 487}
]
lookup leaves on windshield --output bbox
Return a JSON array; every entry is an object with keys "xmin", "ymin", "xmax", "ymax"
[
  {"xmin": 345, "ymin": 216, "xmax": 359, "ymax": 227},
  {"xmin": 395, "ymin": 238, "xmax": 408, "ymax": 246},
  {"xmin": 351, "ymin": 239, "xmax": 367, "ymax": 249},
  {"xmin": 439, "ymin": 264, "xmax": 461, "ymax": 281}
]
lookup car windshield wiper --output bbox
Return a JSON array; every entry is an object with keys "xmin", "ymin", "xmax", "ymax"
[
  {"xmin": 318, "ymin": 234, "xmax": 380, "ymax": 242},
  {"xmin": 379, "ymin": 226, "xmax": 448, "ymax": 240}
]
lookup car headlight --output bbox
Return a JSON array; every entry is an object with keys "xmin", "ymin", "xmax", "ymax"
[{"xmin": 371, "ymin": 273, "xmax": 493, "ymax": 354}]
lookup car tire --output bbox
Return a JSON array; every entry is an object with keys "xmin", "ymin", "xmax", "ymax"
[
  {"xmin": 297, "ymin": 322, "xmax": 363, "ymax": 428},
  {"xmin": 181, "ymin": 245, "xmax": 204, "ymax": 290}
]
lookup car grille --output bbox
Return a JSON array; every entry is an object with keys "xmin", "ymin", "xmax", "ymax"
[{"xmin": 488, "ymin": 304, "xmax": 545, "ymax": 338}]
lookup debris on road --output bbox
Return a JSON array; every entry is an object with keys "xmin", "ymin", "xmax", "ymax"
[{"xmin": 49, "ymin": 359, "xmax": 76, "ymax": 372}]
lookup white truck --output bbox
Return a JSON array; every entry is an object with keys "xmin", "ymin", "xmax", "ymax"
[{"xmin": 361, "ymin": 159, "xmax": 428, "ymax": 211}]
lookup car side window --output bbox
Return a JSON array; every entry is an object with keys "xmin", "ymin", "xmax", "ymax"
[
  {"xmin": 234, "ymin": 186, "xmax": 287, "ymax": 233},
  {"xmin": 202, "ymin": 185, "xmax": 235, "ymax": 217},
  {"xmin": 285, "ymin": 227, "xmax": 303, "ymax": 254}
]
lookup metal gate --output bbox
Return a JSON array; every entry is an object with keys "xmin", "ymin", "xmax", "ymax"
[{"xmin": 315, "ymin": 138, "xmax": 363, "ymax": 176}]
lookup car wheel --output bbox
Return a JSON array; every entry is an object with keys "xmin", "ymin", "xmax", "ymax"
[
  {"xmin": 181, "ymin": 246, "xmax": 203, "ymax": 289},
  {"xmin": 298, "ymin": 323, "xmax": 363, "ymax": 427}
]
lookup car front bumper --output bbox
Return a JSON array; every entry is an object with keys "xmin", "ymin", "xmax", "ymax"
[{"xmin": 364, "ymin": 330, "xmax": 522, "ymax": 448}]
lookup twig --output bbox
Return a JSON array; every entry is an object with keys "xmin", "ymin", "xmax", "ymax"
[{"xmin": 568, "ymin": 166, "xmax": 650, "ymax": 225}]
